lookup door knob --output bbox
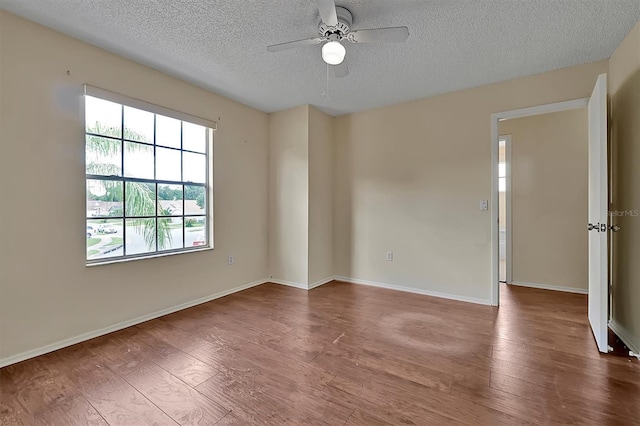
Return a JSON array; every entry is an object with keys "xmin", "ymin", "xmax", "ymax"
[{"xmin": 610, "ymin": 224, "xmax": 621, "ymax": 232}]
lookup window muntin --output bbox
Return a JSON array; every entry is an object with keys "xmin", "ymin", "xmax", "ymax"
[{"xmin": 85, "ymin": 94, "xmax": 212, "ymax": 264}]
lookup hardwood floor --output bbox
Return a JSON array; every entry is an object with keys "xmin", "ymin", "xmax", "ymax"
[{"xmin": 1, "ymin": 281, "xmax": 639, "ymax": 425}]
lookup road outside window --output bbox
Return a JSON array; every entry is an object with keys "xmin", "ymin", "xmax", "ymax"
[{"xmin": 85, "ymin": 94, "xmax": 212, "ymax": 263}]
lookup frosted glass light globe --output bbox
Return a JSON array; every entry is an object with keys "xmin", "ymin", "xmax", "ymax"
[{"xmin": 322, "ymin": 41, "xmax": 346, "ymax": 65}]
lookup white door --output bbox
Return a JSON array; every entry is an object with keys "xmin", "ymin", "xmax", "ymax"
[{"xmin": 588, "ymin": 73, "xmax": 609, "ymax": 353}]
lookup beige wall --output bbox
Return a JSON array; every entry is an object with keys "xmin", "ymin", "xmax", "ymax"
[
  {"xmin": 0, "ymin": 12, "xmax": 270, "ymax": 362},
  {"xmin": 268, "ymin": 106, "xmax": 309, "ymax": 285},
  {"xmin": 333, "ymin": 60, "xmax": 608, "ymax": 303},
  {"xmin": 268, "ymin": 105, "xmax": 334, "ymax": 287},
  {"xmin": 609, "ymin": 19, "xmax": 640, "ymax": 352},
  {"xmin": 500, "ymin": 108, "xmax": 588, "ymax": 291},
  {"xmin": 308, "ymin": 107, "xmax": 334, "ymax": 285}
]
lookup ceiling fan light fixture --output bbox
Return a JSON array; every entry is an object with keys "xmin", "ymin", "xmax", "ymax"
[{"xmin": 322, "ymin": 41, "xmax": 346, "ymax": 65}]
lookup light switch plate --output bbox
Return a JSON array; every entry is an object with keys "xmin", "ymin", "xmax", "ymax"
[{"xmin": 480, "ymin": 200, "xmax": 489, "ymax": 211}]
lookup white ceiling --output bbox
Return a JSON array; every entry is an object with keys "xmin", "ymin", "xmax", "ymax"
[{"xmin": 2, "ymin": 1, "xmax": 639, "ymax": 115}]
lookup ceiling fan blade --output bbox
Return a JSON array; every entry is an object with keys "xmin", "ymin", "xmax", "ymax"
[
  {"xmin": 317, "ymin": 0, "xmax": 338, "ymax": 27},
  {"xmin": 332, "ymin": 58, "xmax": 349, "ymax": 78},
  {"xmin": 347, "ymin": 27, "xmax": 410, "ymax": 43},
  {"xmin": 267, "ymin": 37, "xmax": 325, "ymax": 52}
]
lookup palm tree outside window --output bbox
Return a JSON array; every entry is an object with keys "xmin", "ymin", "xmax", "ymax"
[{"xmin": 85, "ymin": 89, "xmax": 213, "ymax": 263}]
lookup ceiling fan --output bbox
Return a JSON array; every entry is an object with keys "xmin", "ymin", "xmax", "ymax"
[{"xmin": 266, "ymin": 0, "xmax": 409, "ymax": 78}]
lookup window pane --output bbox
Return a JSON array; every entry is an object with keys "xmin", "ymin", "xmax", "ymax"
[
  {"xmin": 158, "ymin": 184, "xmax": 183, "ymax": 216},
  {"xmin": 125, "ymin": 218, "xmax": 156, "ymax": 255},
  {"xmin": 87, "ymin": 180, "xmax": 123, "ymax": 217},
  {"xmin": 156, "ymin": 115, "xmax": 181, "ymax": 148},
  {"xmin": 85, "ymin": 96, "xmax": 121, "ymax": 138},
  {"xmin": 125, "ymin": 181, "xmax": 156, "ymax": 217},
  {"xmin": 86, "ymin": 136, "xmax": 121, "ymax": 176},
  {"xmin": 498, "ymin": 163, "xmax": 506, "ymax": 178},
  {"xmin": 185, "ymin": 216, "xmax": 207, "ymax": 247},
  {"xmin": 156, "ymin": 147, "xmax": 181, "ymax": 182},
  {"xmin": 124, "ymin": 142, "xmax": 154, "ymax": 179},
  {"xmin": 159, "ymin": 217, "xmax": 184, "ymax": 251},
  {"xmin": 124, "ymin": 106, "xmax": 154, "ymax": 143},
  {"xmin": 183, "ymin": 122, "xmax": 206, "ymax": 153},
  {"xmin": 185, "ymin": 185, "xmax": 206, "ymax": 215},
  {"xmin": 499, "ymin": 177, "xmax": 506, "ymax": 192},
  {"xmin": 183, "ymin": 152, "xmax": 206, "ymax": 183},
  {"xmin": 87, "ymin": 219, "xmax": 123, "ymax": 260}
]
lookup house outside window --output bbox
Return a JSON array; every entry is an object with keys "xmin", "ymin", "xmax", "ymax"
[{"xmin": 84, "ymin": 86, "xmax": 215, "ymax": 264}]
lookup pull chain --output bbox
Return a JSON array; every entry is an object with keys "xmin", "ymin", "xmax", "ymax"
[{"xmin": 324, "ymin": 63, "xmax": 330, "ymax": 100}]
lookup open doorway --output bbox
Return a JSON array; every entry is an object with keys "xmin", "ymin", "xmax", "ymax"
[
  {"xmin": 490, "ymin": 98, "xmax": 590, "ymax": 306},
  {"xmin": 498, "ymin": 108, "xmax": 589, "ymax": 297}
]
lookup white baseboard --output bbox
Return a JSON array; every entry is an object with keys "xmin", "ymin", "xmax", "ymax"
[
  {"xmin": 334, "ymin": 276, "xmax": 491, "ymax": 306},
  {"xmin": 269, "ymin": 278, "xmax": 308, "ymax": 290},
  {"xmin": 0, "ymin": 278, "xmax": 268, "ymax": 368},
  {"xmin": 270, "ymin": 277, "xmax": 334, "ymax": 290},
  {"xmin": 309, "ymin": 276, "xmax": 335, "ymax": 290},
  {"xmin": 510, "ymin": 280, "xmax": 588, "ymax": 294},
  {"xmin": 609, "ymin": 319, "xmax": 640, "ymax": 355}
]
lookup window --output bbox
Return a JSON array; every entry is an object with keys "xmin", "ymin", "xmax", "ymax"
[
  {"xmin": 498, "ymin": 163, "xmax": 506, "ymax": 192},
  {"xmin": 85, "ymin": 87, "xmax": 214, "ymax": 264},
  {"xmin": 498, "ymin": 139, "xmax": 507, "ymax": 192}
]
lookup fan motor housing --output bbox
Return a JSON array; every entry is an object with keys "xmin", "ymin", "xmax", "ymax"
[{"xmin": 319, "ymin": 6, "xmax": 353, "ymax": 36}]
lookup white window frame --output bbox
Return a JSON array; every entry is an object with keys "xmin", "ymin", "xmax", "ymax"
[{"xmin": 84, "ymin": 85, "xmax": 216, "ymax": 265}]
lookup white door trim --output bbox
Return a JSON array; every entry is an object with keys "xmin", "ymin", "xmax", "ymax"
[{"xmin": 490, "ymin": 98, "xmax": 589, "ymax": 306}]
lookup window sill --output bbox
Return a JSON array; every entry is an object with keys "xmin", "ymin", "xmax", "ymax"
[{"xmin": 86, "ymin": 246, "xmax": 214, "ymax": 267}]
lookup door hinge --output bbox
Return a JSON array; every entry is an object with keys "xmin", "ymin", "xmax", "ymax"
[{"xmin": 588, "ymin": 223, "xmax": 607, "ymax": 232}]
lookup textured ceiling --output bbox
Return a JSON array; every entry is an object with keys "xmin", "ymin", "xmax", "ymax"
[{"xmin": 2, "ymin": 0, "xmax": 639, "ymax": 115}]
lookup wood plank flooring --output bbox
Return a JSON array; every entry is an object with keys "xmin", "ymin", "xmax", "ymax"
[{"xmin": 1, "ymin": 281, "xmax": 639, "ymax": 425}]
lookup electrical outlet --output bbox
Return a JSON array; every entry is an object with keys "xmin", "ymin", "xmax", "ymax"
[
  {"xmin": 480, "ymin": 200, "xmax": 489, "ymax": 211},
  {"xmin": 228, "ymin": 255, "xmax": 234, "ymax": 265},
  {"xmin": 385, "ymin": 251, "xmax": 393, "ymax": 261}
]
